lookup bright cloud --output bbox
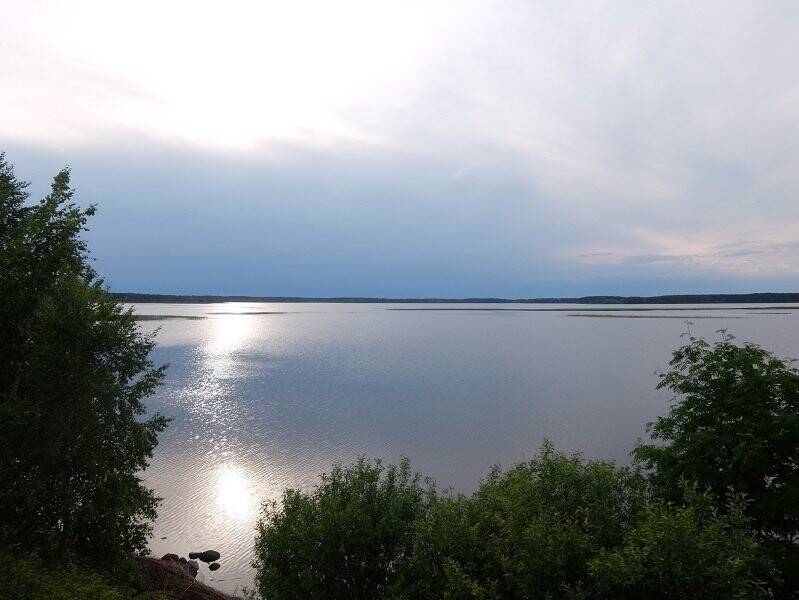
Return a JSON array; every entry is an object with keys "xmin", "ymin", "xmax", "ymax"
[{"xmin": 2, "ymin": 0, "xmax": 448, "ymax": 150}]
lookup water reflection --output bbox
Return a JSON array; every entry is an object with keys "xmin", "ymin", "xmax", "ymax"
[
  {"xmin": 144, "ymin": 310, "xmax": 271, "ymax": 592},
  {"xmin": 204, "ymin": 314, "xmax": 251, "ymax": 371},
  {"xmin": 182, "ymin": 313, "xmax": 255, "ymax": 420},
  {"xmin": 215, "ymin": 462, "xmax": 257, "ymax": 521}
]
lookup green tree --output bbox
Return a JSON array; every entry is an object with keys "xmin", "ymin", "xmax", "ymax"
[
  {"xmin": 634, "ymin": 331, "xmax": 799, "ymax": 596},
  {"xmin": 0, "ymin": 153, "xmax": 168, "ymax": 570},
  {"xmin": 402, "ymin": 442, "xmax": 649, "ymax": 599},
  {"xmin": 589, "ymin": 488, "xmax": 769, "ymax": 599},
  {"xmin": 253, "ymin": 457, "xmax": 432, "ymax": 599}
]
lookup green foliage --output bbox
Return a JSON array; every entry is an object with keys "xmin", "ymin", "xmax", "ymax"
[
  {"xmin": 633, "ymin": 331, "xmax": 799, "ymax": 594},
  {"xmin": 590, "ymin": 488, "xmax": 769, "ymax": 599},
  {"xmin": 253, "ymin": 447, "xmax": 768, "ymax": 599},
  {"xmin": 403, "ymin": 442, "xmax": 648, "ymax": 598},
  {"xmin": 0, "ymin": 552, "xmax": 166, "ymax": 600},
  {"xmin": 0, "ymin": 153, "xmax": 168, "ymax": 572},
  {"xmin": 253, "ymin": 457, "xmax": 432, "ymax": 599}
]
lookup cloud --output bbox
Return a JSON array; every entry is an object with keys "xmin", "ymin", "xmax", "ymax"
[{"xmin": 2, "ymin": 1, "xmax": 799, "ymax": 295}]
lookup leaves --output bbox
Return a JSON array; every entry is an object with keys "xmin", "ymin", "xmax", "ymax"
[
  {"xmin": 253, "ymin": 457, "xmax": 431, "ymax": 599},
  {"xmin": 253, "ymin": 447, "xmax": 769, "ymax": 599},
  {"xmin": 590, "ymin": 490, "xmax": 768, "ymax": 599},
  {"xmin": 634, "ymin": 335, "xmax": 799, "ymax": 596},
  {"xmin": 436, "ymin": 443, "xmax": 648, "ymax": 598},
  {"xmin": 0, "ymin": 154, "xmax": 168, "ymax": 573}
]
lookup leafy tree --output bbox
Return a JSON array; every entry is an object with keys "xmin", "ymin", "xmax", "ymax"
[
  {"xmin": 633, "ymin": 331, "xmax": 799, "ymax": 596},
  {"xmin": 401, "ymin": 442, "xmax": 649, "ymax": 599},
  {"xmin": 589, "ymin": 487, "xmax": 769, "ymax": 599},
  {"xmin": 0, "ymin": 153, "xmax": 168, "ymax": 570},
  {"xmin": 253, "ymin": 457, "xmax": 432, "ymax": 599}
]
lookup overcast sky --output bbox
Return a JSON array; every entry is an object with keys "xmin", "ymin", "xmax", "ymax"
[{"xmin": 2, "ymin": 1, "xmax": 798, "ymax": 297}]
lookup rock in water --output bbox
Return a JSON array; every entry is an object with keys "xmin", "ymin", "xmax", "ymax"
[
  {"xmin": 189, "ymin": 550, "xmax": 221, "ymax": 563},
  {"xmin": 209, "ymin": 562, "xmax": 220, "ymax": 571}
]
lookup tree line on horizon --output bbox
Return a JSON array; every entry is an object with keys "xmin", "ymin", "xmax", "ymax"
[{"xmin": 111, "ymin": 291, "xmax": 799, "ymax": 304}]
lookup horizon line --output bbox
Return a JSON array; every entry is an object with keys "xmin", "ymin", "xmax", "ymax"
[{"xmin": 108, "ymin": 291, "xmax": 799, "ymax": 304}]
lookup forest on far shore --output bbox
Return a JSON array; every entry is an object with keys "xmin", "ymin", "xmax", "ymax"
[{"xmin": 111, "ymin": 291, "xmax": 799, "ymax": 304}]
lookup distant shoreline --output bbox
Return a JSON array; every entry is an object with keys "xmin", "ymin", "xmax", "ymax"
[{"xmin": 111, "ymin": 292, "xmax": 799, "ymax": 305}]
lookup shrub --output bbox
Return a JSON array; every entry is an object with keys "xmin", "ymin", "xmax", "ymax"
[
  {"xmin": 253, "ymin": 446, "xmax": 778, "ymax": 598},
  {"xmin": 253, "ymin": 457, "xmax": 432, "ymax": 599},
  {"xmin": 402, "ymin": 442, "xmax": 648, "ymax": 598},
  {"xmin": 0, "ymin": 552, "xmax": 166, "ymax": 600},
  {"xmin": 590, "ymin": 488, "xmax": 770, "ymax": 599}
]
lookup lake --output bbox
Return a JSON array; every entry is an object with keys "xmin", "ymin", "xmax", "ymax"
[{"xmin": 135, "ymin": 302, "xmax": 799, "ymax": 593}]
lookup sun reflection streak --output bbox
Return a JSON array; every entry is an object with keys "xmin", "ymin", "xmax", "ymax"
[
  {"xmin": 207, "ymin": 314, "xmax": 251, "ymax": 356},
  {"xmin": 195, "ymin": 312, "xmax": 255, "ymax": 388},
  {"xmin": 215, "ymin": 463, "xmax": 256, "ymax": 521}
]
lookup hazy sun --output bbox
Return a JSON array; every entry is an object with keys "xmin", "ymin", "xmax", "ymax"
[{"xmin": 5, "ymin": 0, "xmax": 443, "ymax": 150}]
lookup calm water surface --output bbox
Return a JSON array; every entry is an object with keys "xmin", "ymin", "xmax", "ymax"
[{"xmin": 135, "ymin": 302, "xmax": 799, "ymax": 593}]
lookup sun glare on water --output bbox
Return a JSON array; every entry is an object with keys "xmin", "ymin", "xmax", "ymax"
[
  {"xmin": 215, "ymin": 462, "xmax": 257, "ymax": 521},
  {"xmin": 207, "ymin": 313, "xmax": 252, "ymax": 356}
]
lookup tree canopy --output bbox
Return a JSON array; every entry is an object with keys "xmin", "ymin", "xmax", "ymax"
[
  {"xmin": 0, "ymin": 153, "xmax": 168, "ymax": 570},
  {"xmin": 254, "ymin": 457, "xmax": 430, "ymax": 599},
  {"xmin": 633, "ymin": 331, "xmax": 799, "ymax": 595},
  {"xmin": 253, "ymin": 444, "xmax": 770, "ymax": 599}
]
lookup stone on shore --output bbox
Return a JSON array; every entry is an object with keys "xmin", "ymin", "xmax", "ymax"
[{"xmin": 136, "ymin": 555, "xmax": 241, "ymax": 600}]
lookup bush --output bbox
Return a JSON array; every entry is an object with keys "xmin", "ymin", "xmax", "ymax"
[
  {"xmin": 253, "ymin": 442, "xmax": 777, "ymax": 599},
  {"xmin": 0, "ymin": 552, "xmax": 166, "ymax": 600},
  {"xmin": 590, "ymin": 488, "xmax": 770, "ymax": 599},
  {"xmin": 253, "ymin": 457, "xmax": 432, "ymax": 599},
  {"xmin": 403, "ymin": 442, "xmax": 648, "ymax": 598}
]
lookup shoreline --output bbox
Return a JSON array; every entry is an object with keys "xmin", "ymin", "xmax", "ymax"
[{"xmin": 112, "ymin": 292, "xmax": 799, "ymax": 305}]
